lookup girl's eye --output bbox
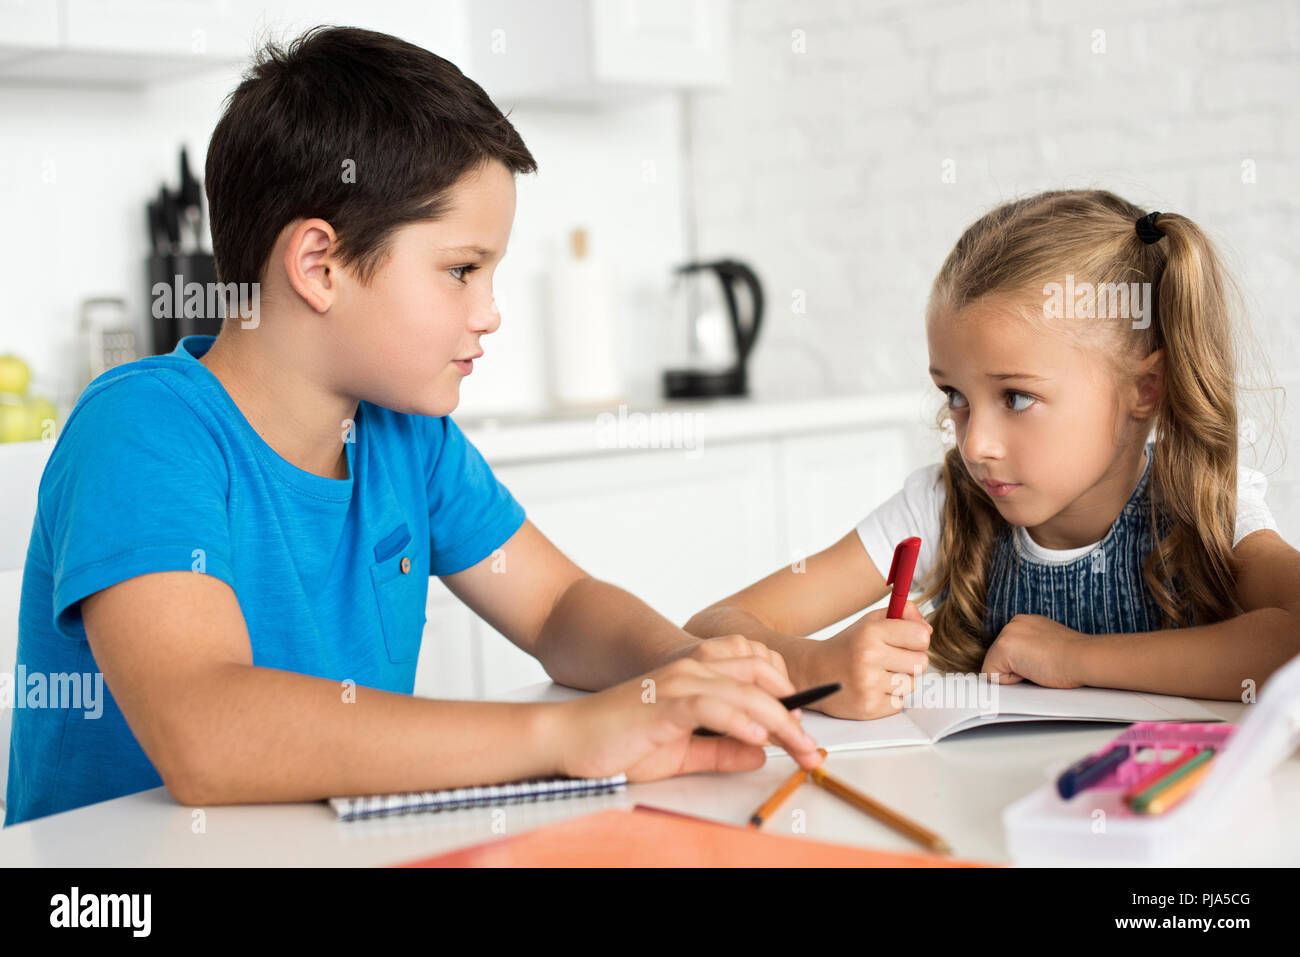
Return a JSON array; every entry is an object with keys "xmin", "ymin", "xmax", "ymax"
[
  {"xmin": 449, "ymin": 264, "xmax": 479, "ymax": 284},
  {"xmin": 940, "ymin": 387, "xmax": 1035, "ymax": 413},
  {"xmin": 1006, "ymin": 390, "xmax": 1036, "ymax": 413}
]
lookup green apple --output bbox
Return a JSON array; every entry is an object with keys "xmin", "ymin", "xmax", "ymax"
[
  {"xmin": 0, "ymin": 354, "xmax": 31, "ymax": 395},
  {"xmin": 0, "ymin": 395, "xmax": 27, "ymax": 442},
  {"xmin": 25, "ymin": 397, "xmax": 58, "ymax": 440}
]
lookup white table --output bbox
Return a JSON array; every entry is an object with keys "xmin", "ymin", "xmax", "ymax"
[{"xmin": 1, "ymin": 688, "xmax": 1295, "ymax": 867}]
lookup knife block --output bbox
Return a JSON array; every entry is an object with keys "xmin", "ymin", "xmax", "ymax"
[{"xmin": 147, "ymin": 252, "xmax": 222, "ymax": 355}]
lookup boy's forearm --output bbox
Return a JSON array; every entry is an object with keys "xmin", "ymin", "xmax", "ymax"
[
  {"xmin": 531, "ymin": 577, "xmax": 701, "ymax": 690},
  {"xmin": 1070, "ymin": 607, "xmax": 1300, "ymax": 701},
  {"xmin": 166, "ymin": 663, "xmax": 567, "ymax": 806},
  {"xmin": 684, "ymin": 606, "xmax": 819, "ymax": 687}
]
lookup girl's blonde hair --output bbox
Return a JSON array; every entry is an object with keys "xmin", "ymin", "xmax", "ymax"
[{"xmin": 920, "ymin": 189, "xmax": 1249, "ymax": 673}]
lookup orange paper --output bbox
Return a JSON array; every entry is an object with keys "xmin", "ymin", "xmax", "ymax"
[{"xmin": 394, "ymin": 807, "xmax": 999, "ymax": 867}]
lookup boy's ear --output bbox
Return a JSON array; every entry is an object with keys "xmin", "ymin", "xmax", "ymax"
[
  {"xmin": 282, "ymin": 218, "xmax": 339, "ymax": 313},
  {"xmin": 1131, "ymin": 348, "xmax": 1165, "ymax": 419}
]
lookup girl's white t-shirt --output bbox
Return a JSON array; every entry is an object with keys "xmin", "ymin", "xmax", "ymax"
[{"xmin": 855, "ymin": 457, "xmax": 1279, "ymax": 589}]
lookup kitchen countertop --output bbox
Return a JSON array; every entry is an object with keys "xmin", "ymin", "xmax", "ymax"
[
  {"xmin": 1, "ymin": 685, "xmax": 1291, "ymax": 866},
  {"xmin": 0, "ymin": 390, "xmax": 938, "ymax": 477},
  {"xmin": 458, "ymin": 390, "xmax": 935, "ymax": 465}
]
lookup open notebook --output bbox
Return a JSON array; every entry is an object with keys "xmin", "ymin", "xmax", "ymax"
[
  {"xmin": 762, "ymin": 681, "xmax": 1222, "ymax": 755},
  {"xmin": 499, "ymin": 679, "xmax": 1222, "ymax": 755}
]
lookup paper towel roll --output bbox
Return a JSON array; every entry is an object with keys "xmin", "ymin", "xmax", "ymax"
[{"xmin": 547, "ymin": 229, "xmax": 625, "ymax": 408}]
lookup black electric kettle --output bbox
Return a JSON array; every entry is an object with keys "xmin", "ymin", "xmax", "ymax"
[{"xmin": 662, "ymin": 259, "xmax": 764, "ymax": 399}]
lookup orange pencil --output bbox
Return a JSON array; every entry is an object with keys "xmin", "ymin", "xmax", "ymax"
[
  {"xmin": 748, "ymin": 766, "xmax": 808, "ymax": 829},
  {"xmin": 809, "ymin": 749, "xmax": 951, "ymax": 854},
  {"xmin": 1138, "ymin": 753, "xmax": 1218, "ymax": 815}
]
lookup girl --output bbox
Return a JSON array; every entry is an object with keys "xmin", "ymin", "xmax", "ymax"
[{"xmin": 686, "ymin": 189, "xmax": 1300, "ymax": 720}]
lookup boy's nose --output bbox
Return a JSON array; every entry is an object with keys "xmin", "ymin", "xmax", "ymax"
[{"xmin": 473, "ymin": 295, "xmax": 502, "ymax": 335}]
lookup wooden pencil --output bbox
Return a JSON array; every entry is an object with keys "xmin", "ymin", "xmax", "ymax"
[
  {"xmin": 809, "ymin": 749, "xmax": 951, "ymax": 855},
  {"xmin": 748, "ymin": 766, "xmax": 808, "ymax": 829}
]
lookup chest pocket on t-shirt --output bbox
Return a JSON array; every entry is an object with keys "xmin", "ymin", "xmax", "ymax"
[{"xmin": 369, "ymin": 522, "xmax": 428, "ymax": 664}]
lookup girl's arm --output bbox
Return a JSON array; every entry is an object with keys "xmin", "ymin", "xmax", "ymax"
[
  {"xmin": 1077, "ymin": 529, "xmax": 1300, "ymax": 699},
  {"xmin": 684, "ymin": 531, "xmax": 933, "ymax": 718},
  {"xmin": 990, "ymin": 530, "xmax": 1300, "ymax": 700},
  {"xmin": 441, "ymin": 519, "xmax": 792, "ymax": 691}
]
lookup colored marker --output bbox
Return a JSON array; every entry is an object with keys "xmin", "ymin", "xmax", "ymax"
[
  {"xmin": 1056, "ymin": 744, "xmax": 1130, "ymax": 799},
  {"xmin": 1141, "ymin": 754, "xmax": 1217, "ymax": 815},
  {"xmin": 1127, "ymin": 747, "xmax": 1217, "ymax": 814},
  {"xmin": 887, "ymin": 537, "xmax": 922, "ymax": 619}
]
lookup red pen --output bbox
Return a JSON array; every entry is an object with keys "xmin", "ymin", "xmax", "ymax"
[{"xmin": 886, "ymin": 537, "xmax": 921, "ymax": 619}]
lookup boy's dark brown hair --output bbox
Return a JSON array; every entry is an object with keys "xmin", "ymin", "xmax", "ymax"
[{"xmin": 205, "ymin": 25, "xmax": 536, "ymax": 288}]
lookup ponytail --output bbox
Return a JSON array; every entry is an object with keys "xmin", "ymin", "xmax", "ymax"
[{"xmin": 1143, "ymin": 213, "xmax": 1240, "ymax": 626}]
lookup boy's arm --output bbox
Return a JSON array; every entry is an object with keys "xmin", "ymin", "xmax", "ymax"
[
  {"xmin": 441, "ymin": 519, "xmax": 778, "ymax": 690},
  {"xmin": 82, "ymin": 571, "xmax": 571, "ymax": 805},
  {"xmin": 1061, "ymin": 529, "xmax": 1300, "ymax": 699},
  {"xmin": 82, "ymin": 570, "xmax": 823, "ymax": 807}
]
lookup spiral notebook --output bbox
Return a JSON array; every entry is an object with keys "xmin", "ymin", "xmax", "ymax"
[{"xmin": 329, "ymin": 774, "xmax": 628, "ymax": 821}]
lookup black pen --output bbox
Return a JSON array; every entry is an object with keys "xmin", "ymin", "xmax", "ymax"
[{"xmin": 692, "ymin": 682, "xmax": 842, "ymax": 737}]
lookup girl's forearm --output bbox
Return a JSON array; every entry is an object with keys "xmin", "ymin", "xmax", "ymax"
[
  {"xmin": 531, "ymin": 577, "xmax": 700, "ymax": 690},
  {"xmin": 166, "ymin": 663, "xmax": 566, "ymax": 806},
  {"xmin": 684, "ymin": 606, "xmax": 819, "ymax": 687},
  {"xmin": 1070, "ymin": 608, "xmax": 1300, "ymax": 700}
]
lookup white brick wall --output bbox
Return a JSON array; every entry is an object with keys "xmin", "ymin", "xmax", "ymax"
[{"xmin": 688, "ymin": 0, "xmax": 1300, "ymax": 539}]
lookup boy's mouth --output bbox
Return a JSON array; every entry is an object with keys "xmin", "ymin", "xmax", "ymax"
[{"xmin": 452, "ymin": 352, "xmax": 483, "ymax": 375}]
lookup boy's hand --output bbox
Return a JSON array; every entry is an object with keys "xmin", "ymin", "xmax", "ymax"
[
  {"xmin": 802, "ymin": 601, "xmax": 932, "ymax": 720},
  {"xmin": 554, "ymin": 655, "xmax": 822, "ymax": 782},
  {"xmin": 684, "ymin": 634, "xmax": 794, "ymax": 692}
]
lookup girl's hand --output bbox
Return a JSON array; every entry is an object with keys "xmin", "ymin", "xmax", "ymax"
[
  {"xmin": 981, "ymin": 613, "xmax": 1086, "ymax": 688},
  {"xmin": 554, "ymin": 655, "xmax": 822, "ymax": 782},
  {"xmin": 802, "ymin": 601, "xmax": 933, "ymax": 720}
]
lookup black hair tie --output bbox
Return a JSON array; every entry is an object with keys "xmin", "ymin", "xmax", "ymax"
[{"xmin": 1136, "ymin": 211, "xmax": 1165, "ymax": 244}]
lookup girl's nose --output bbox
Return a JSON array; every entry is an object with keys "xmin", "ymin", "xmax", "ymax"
[{"xmin": 961, "ymin": 405, "xmax": 1003, "ymax": 462}]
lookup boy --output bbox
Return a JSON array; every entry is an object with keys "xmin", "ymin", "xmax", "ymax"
[{"xmin": 4, "ymin": 26, "xmax": 821, "ymax": 826}]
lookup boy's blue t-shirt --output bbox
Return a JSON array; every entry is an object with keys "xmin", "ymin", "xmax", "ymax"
[{"xmin": 5, "ymin": 335, "xmax": 526, "ymax": 826}]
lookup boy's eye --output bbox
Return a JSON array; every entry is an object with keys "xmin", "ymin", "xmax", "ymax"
[{"xmin": 449, "ymin": 264, "xmax": 479, "ymax": 283}]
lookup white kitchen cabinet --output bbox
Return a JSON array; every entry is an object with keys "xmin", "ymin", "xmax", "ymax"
[
  {"xmin": 61, "ymin": 0, "xmax": 251, "ymax": 58},
  {"xmin": 774, "ymin": 428, "xmax": 915, "ymax": 641},
  {"xmin": 465, "ymin": 0, "xmax": 729, "ymax": 105},
  {"xmin": 0, "ymin": 0, "xmax": 722, "ymax": 90},
  {"xmin": 776, "ymin": 428, "xmax": 910, "ymax": 563},
  {"xmin": 248, "ymin": 0, "xmax": 470, "ymax": 64},
  {"xmin": 0, "ymin": 0, "xmax": 245, "ymax": 83},
  {"xmin": 0, "ymin": 0, "xmax": 59, "ymax": 53},
  {"xmin": 413, "ymin": 396, "xmax": 935, "ymax": 700},
  {"xmin": 469, "ymin": 440, "xmax": 782, "ymax": 695},
  {"xmin": 0, "ymin": 0, "xmax": 470, "ymax": 85},
  {"xmin": 589, "ymin": 0, "xmax": 729, "ymax": 88},
  {"xmin": 411, "ymin": 576, "xmax": 478, "ymax": 700}
]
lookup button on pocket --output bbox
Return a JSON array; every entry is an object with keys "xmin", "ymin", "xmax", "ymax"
[{"xmin": 370, "ymin": 523, "xmax": 426, "ymax": 664}]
